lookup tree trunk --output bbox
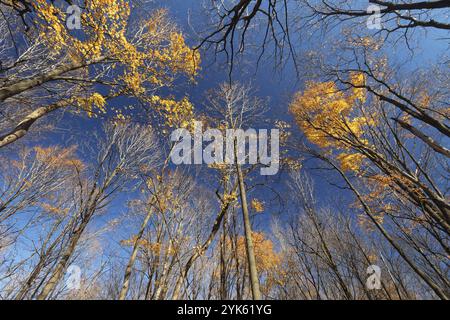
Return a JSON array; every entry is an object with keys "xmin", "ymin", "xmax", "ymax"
[
  {"xmin": 36, "ymin": 200, "xmax": 97, "ymax": 300},
  {"xmin": 234, "ymin": 141, "xmax": 262, "ymax": 300},
  {"xmin": 36, "ymin": 220, "xmax": 87, "ymax": 300},
  {"xmin": 0, "ymin": 57, "xmax": 104, "ymax": 102},
  {"xmin": 0, "ymin": 103, "xmax": 62, "ymax": 148},
  {"xmin": 119, "ymin": 208, "xmax": 154, "ymax": 300},
  {"xmin": 171, "ymin": 185, "xmax": 235, "ymax": 300}
]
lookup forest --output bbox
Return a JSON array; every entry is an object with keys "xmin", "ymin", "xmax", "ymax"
[{"xmin": 0, "ymin": 0, "xmax": 448, "ymax": 300}]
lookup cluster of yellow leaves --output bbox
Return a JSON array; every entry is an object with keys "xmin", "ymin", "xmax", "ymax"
[
  {"xmin": 290, "ymin": 73, "xmax": 367, "ymax": 148},
  {"xmin": 33, "ymin": 1, "xmax": 200, "ymax": 119},
  {"xmin": 34, "ymin": 0, "xmax": 130, "ymax": 56},
  {"xmin": 290, "ymin": 73, "xmax": 373, "ymax": 172},
  {"xmin": 274, "ymin": 120, "xmax": 291, "ymax": 144},
  {"xmin": 361, "ymin": 172, "xmax": 429, "ymax": 233},
  {"xmin": 215, "ymin": 232, "xmax": 281, "ymax": 294},
  {"xmin": 283, "ymin": 157, "xmax": 302, "ymax": 170},
  {"xmin": 358, "ymin": 212, "xmax": 384, "ymax": 231},
  {"xmin": 356, "ymin": 174, "xmax": 400, "ymax": 231},
  {"xmin": 347, "ymin": 36, "xmax": 382, "ymax": 51},
  {"xmin": 234, "ymin": 232, "xmax": 281, "ymax": 274},
  {"xmin": 120, "ymin": 236, "xmax": 176, "ymax": 255},
  {"xmin": 223, "ymin": 192, "xmax": 238, "ymax": 204},
  {"xmin": 146, "ymin": 174, "xmax": 186, "ymax": 214},
  {"xmin": 417, "ymin": 91, "xmax": 432, "ymax": 109},
  {"xmin": 208, "ymin": 163, "xmax": 231, "ymax": 171},
  {"xmin": 250, "ymin": 199, "xmax": 265, "ymax": 213},
  {"xmin": 219, "ymin": 192, "xmax": 238, "ymax": 210},
  {"xmin": 149, "ymin": 96, "xmax": 195, "ymax": 128},
  {"xmin": 336, "ymin": 153, "xmax": 366, "ymax": 172},
  {"xmin": 350, "ymin": 72, "xmax": 366, "ymax": 102},
  {"xmin": 33, "ymin": 0, "xmax": 68, "ymax": 52},
  {"xmin": 40, "ymin": 203, "xmax": 69, "ymax": 216},
  {"xmin": 34, "ymin": 146, "xmax": 84, "ymax": 171},
  {"xmin": 154, "ymin": 32, "xmax": 200, "ymax": 80},
  {"xmin": 74, "ymin": 93, "xmax": 107, "ymax": 117},
  {"xmin": 367, "ymin": 254, "xmax": 378, "ymax": 264}
]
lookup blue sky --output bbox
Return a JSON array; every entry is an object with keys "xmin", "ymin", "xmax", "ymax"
[
  {"xmin": 51, "ymin": 0, "xmax": 447, "ymax": 225},
  {"xmin": 9, "ymin": 0, "xmax": 448, "ymax": 257}
]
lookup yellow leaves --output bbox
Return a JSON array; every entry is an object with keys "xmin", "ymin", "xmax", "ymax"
[
  {"xmin": 34, "ymin": 146, "xmax": 84, "ymax": 171},
  {"xmin": 34, "ymin": 0, "xmax": 129, "ymax": 57},
  {"xmin": 121, "ymin": 236, "xmax": 175, "ymax": 255},
  {"xmin": 150, "ymin": 96, "xmax": 195, "ymax": 128},
  {"xmin": 350, "ymin": 72, "xmax": 366, "ymax": 103},
  {"xmin": 336, "ymin": 153, "xmax": 366, "ymax": 172},
  {"xmin": 234, "ymin": 232, "xmax": 281, "ymax": 274},
  {"xmin": 343, "ymin": 33, "xmax": 382, "ymax": 51},
  {"xmin": 369, "ymin": 174, "xmax": 393, "ymax": 188},
  {"xmin": 208, "ymin": 163, "xmax": 231, "ymax": 171},
  {"xmin": 417, "ymin": 91, "xmax": 432, "ymax": 109},
  {"xmin": 218, "ymin": 191, "xmax": 238, "ymax": 210},
  {"xmin": 216, "ymin": 232, "xmax": 282, "ymax": 283},
  {"xmin": 166, "ymin": 32, "xmax": 201, "ymax": 78},
  {"xmin": 275, "ymin": 120, "xmax": 291, "ymax": 144},
  {"xmin": 290, "ymin": 80, "xmax": 350, "ymax": 149},
  {"xmin": 367, "ymin": 254, "xmax": 378, "ymax": 264},
  {"xmin": 290, "ymin": 73, "xmax": 367, "ymax": 145},
  {"xmin": 33, "ymin": 0, "xmax": 67, "ymax": 52},
  {"xmin": 223, "ymin": 192, "xmax": 238, "ymax": 204},
  {"xmin": 358, "ymin": 211, "xmax": 385, "ymax": 231},
  {"xmin": 290, "ymin": 73, "xmax": 371, "ymax": 172},
  {"xmin": 114, "ymin": 111, "xmax": 126, "ymax": 122},
  {"xmin": 40, "ymin": 203, "xmax": 69, "ymax": 216},
  {"xmin": 283, "ymin": 157, "xmax": 302, "ymax": 171},
  {"xmin": 356, "ymin": 37, "xmax": 381, "ymax": 51},
  {"xmin": 74, "ymin": 93, "xmax": 107, "ymax": 117},
  {"xmin": 34, "ymin": 2, "xmax": 200, "ymax": 123},
  {"xmin": 90, "ymin": 93, "xmax": 107, "ymax": 111},
  {"xmin": 123, "ymin": 72, "xmax": 144, "ymax": 95},
  {"xmin": 251, "ymin": 199, "xmax": 265, "ymax": 213}
]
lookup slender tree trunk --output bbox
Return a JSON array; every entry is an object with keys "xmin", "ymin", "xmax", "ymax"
[
  {"xmin": 119, "ymin": 208, "xmax": 154, "ymax": 300},
  {"xmin": 36, "ymin": 190, "xmax": 103, "ymax": 300},
  {"xmin": 234, "ymin": 141, "xmax": 261, "ymax": 300},
  {"xmin": 15, "ymin": 217, "xmax": 71, "ymax": 300},
  {"xmin": 36, "ymin": 218, "xmax": 89, "ymax": 300},
  {"xmin": 154, "ymin": 251, "xmax": 173, "ymax": 300},
  {"xmin": 0, "ymin": 103, "xmax": 62, "ymax": 148},
  {"xmin": 0, "ymin": 57, "xmax": 104, "ymax": 102},
  {"xmin": 393, "ymin": 118, "xmax": 450, "ymax": 158},
  {"xmin": 171, "ymin": 186, "xmax": 235, "ymax": 300},
  {"xmin": 331, "ymin": 159, "xmax": 449, "ymax": 300},
  {"xmin": 220, "ymin": 219, "xmax": 228, "ymax": 299}
]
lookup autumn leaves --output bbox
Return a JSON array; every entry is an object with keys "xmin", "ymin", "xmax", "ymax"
[
  {"xmin": 6, "ymin": 0, "xmax": 200, "ymax": 140},
  {"xmin": 290, "ymin": 72, "xmax": 370, "ymax": 173}
]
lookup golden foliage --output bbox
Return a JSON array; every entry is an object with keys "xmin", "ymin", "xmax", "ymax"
[
  {"xmin": 121, "ymin": 236, "xmax": 175, "ymax": 255},
  {"xmin": 149, "ymin": 96, "xmax": 195, "ymax": 128},
  {"xmin": 290, "ymin": 73, "xmax": 372, "ymax": 172},
  {"xmin": 336, "ymin": 153, "xmax": 366, "ymax": 172},
  {"xmin": 33, "ymin": 146, "xmax": 84, "ymax": 171},
  {"xmin": 40, "ymin": 203, "xmax": 69, "ymax": 216},
  {"xmin": 233, "ymin": 232, "xmax": 281, "ymax": 274},
  {"xmin": 250, "ymin": 199, "xmax": 265, "ymax": 213},
  {"xmin": 33, "ymin": 1, "xmax": 200, "ymax": 123},
  {"xmin": 74, "ymin": 93, "xmax": 107, "ymax": 117}
]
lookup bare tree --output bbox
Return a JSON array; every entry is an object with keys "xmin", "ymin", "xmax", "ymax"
[{"xmin": 35, "ymin": 121, "xmax": 160, "ymax": 300}]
